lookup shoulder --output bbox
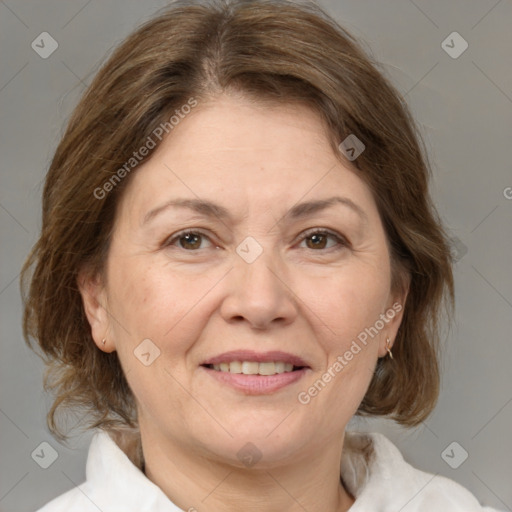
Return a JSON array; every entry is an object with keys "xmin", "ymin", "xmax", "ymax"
[
  {"xmin": 34, "ymin": 432, "xmax": 112, "ymax": 512},
  {"xmin": 35, "ymin": 486, "xmax": 95, "ymax": 512},
  {"xmin": 34, "ymin": 430, "xmax": 179, "ymax": 512},
  {"xmin": 343, "ymin": 431, "xmax": 504, "ymax": 512}
]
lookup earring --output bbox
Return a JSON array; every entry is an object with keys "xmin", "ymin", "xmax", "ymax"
[
  {"xmin": 102, "ymin": 338, "xmax": 106, "ymax": 345},
  {"xmin": 386, "ymin": 337, "xmax": 393, "ymax": 359}
]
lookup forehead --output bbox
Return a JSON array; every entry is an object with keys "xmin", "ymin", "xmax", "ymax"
[{"xmin": 116, "ymin": 94, "xmax": 379, "ymax": 224}]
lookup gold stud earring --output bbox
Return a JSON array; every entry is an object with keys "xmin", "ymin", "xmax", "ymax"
[{"xmin": 102, "ymin": 338, "xmax": 106, "ymax": 345}]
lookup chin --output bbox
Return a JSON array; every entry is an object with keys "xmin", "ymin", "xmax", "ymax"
[{"xmin": 189, "ymin": 414, "xmax": 313, "ymax": 465}]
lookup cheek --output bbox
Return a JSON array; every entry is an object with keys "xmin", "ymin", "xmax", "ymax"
[
  {"xmin": 105, "ymin": 260, "xmax": 204, "ymax": 426},
  {"xmin": 308, "ymin": 262, "xmax": 390, "ymax": 413},
  {"xmin": 106, "ymin": 257, "xmax": 219, "ymax": 354},
  {"xmin": 108, "ymin": 261, "xmax": 170, "ymax": 336},
  {"xmin": 307, "ymin": 262, "xmax": 391, "ymax": 346}
]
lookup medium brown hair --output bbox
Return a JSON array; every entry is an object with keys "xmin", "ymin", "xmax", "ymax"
[{"xmin": 21, "ymin": 0, "xmax": 454, "ymax": 444}]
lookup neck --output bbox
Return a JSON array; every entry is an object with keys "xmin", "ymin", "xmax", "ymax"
[{"xmin": 139, "ymin": 425, "xmax": 355, "ymax": 512}]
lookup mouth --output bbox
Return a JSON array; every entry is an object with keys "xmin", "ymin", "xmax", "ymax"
[{"xmin": 200, "ymin": 350, "xmax": 311, "ymax": 394}]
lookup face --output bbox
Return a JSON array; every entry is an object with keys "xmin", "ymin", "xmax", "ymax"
[{"xmin": 81, "ymin": 93, "xmax": 406, "ymax": 467}]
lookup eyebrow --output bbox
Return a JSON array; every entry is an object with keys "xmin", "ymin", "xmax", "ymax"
[{"xmin": 142, "ymin": 196, "xmax": 368, "ymax": 226}]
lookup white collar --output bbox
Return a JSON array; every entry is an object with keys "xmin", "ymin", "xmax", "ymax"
[{"xmin": 40, "ymin": 429, "xmax": 497, "ymax": 511}]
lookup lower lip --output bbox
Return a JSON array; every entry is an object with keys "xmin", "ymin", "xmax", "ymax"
[{"xmin": 201, "ymin": 366, "xmax": 308, "ymax": 394}]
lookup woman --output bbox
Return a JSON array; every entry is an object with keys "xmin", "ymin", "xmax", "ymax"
[{"xmin": 22, "ymin": 0, "xmax": 503, "ymax": 510}]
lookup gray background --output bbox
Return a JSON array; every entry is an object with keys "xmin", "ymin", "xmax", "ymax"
[{"xmin": 1, "ymin": 0, "xmax": 511, "ymax": 510}]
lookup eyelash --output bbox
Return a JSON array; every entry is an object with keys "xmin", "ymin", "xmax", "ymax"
[{"xmin": 163, "ymin": 227, "xmax": 349, "ymax": 253}]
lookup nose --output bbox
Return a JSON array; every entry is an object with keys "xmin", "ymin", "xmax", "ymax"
[{"xmin": 220, "ymin": 248, "xmax": 298, "ymax": 330}]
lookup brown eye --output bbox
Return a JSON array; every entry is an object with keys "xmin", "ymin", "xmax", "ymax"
[
  {"xmin": 166, "ymin": 231, "xmax": 213, "ymax": 251},
  {"xmin": 179, "ymin": 233, "xmax": 202, "ymax": 250},
  {"xmin": 305, "ymin": 233, "xmax": 329, "ymax": 250},
  {"xmin": 299, "ymin": 229, "xmax": 347, "ymax": 251}
]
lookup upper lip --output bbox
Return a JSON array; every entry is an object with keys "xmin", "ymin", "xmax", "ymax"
[{"xmin": 202, "ymin": 350, "xmax": 310, "ymax": 367}]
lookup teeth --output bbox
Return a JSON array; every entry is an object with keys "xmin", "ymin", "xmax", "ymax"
[
  {"xmin": 211, "ymin": 361, "xmax": 296, "ymax": 375},
  {"xmin": 242, "ymin": 361, "xmax": 259, "ymax": 375},
  {"xmin": 228, "ymin": 361, "xmax": 242, "ymax": 373},
  {"xmin": 258, "ymin": 362, "xmax": 275, "ymax": 376},
  {"xmin": 275, "ymin": 362, "xmax": 285, "ymax": 374}
]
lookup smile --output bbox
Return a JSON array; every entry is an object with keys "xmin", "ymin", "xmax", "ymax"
[
  {"xmin": 204, "ymin": 361, "xmax": 303, "ymax": 375},
  {"xmin": 200, "ymin": 350, "xmax": 311, "ymax": 394}
]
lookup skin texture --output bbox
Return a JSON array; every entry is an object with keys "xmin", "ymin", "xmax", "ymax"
[{"xmin": 79, "ymin": 92, "xmax": 408, "ymax": 512}]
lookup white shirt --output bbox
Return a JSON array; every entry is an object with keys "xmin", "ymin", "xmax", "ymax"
[{"xmin": 37, "ymin": 430, "xmax": 503, "ymax": 512}]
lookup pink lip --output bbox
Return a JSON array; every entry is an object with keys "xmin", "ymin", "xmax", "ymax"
[
  {"xmin": 201, "ymin": 350, "xmax": 309, "ymax": 367},
  {"xmin": 201, "ymin": 366, "xmax": 309, "ymax": 395}
]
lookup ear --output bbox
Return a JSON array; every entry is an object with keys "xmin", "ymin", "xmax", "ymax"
[
  {"xmin": 77, "ymin": 268, "xmax": 115, "ymax": 353},
  {"xmin": 377, "ymin": 276, "xmax": 410, "ymax": 358}
]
